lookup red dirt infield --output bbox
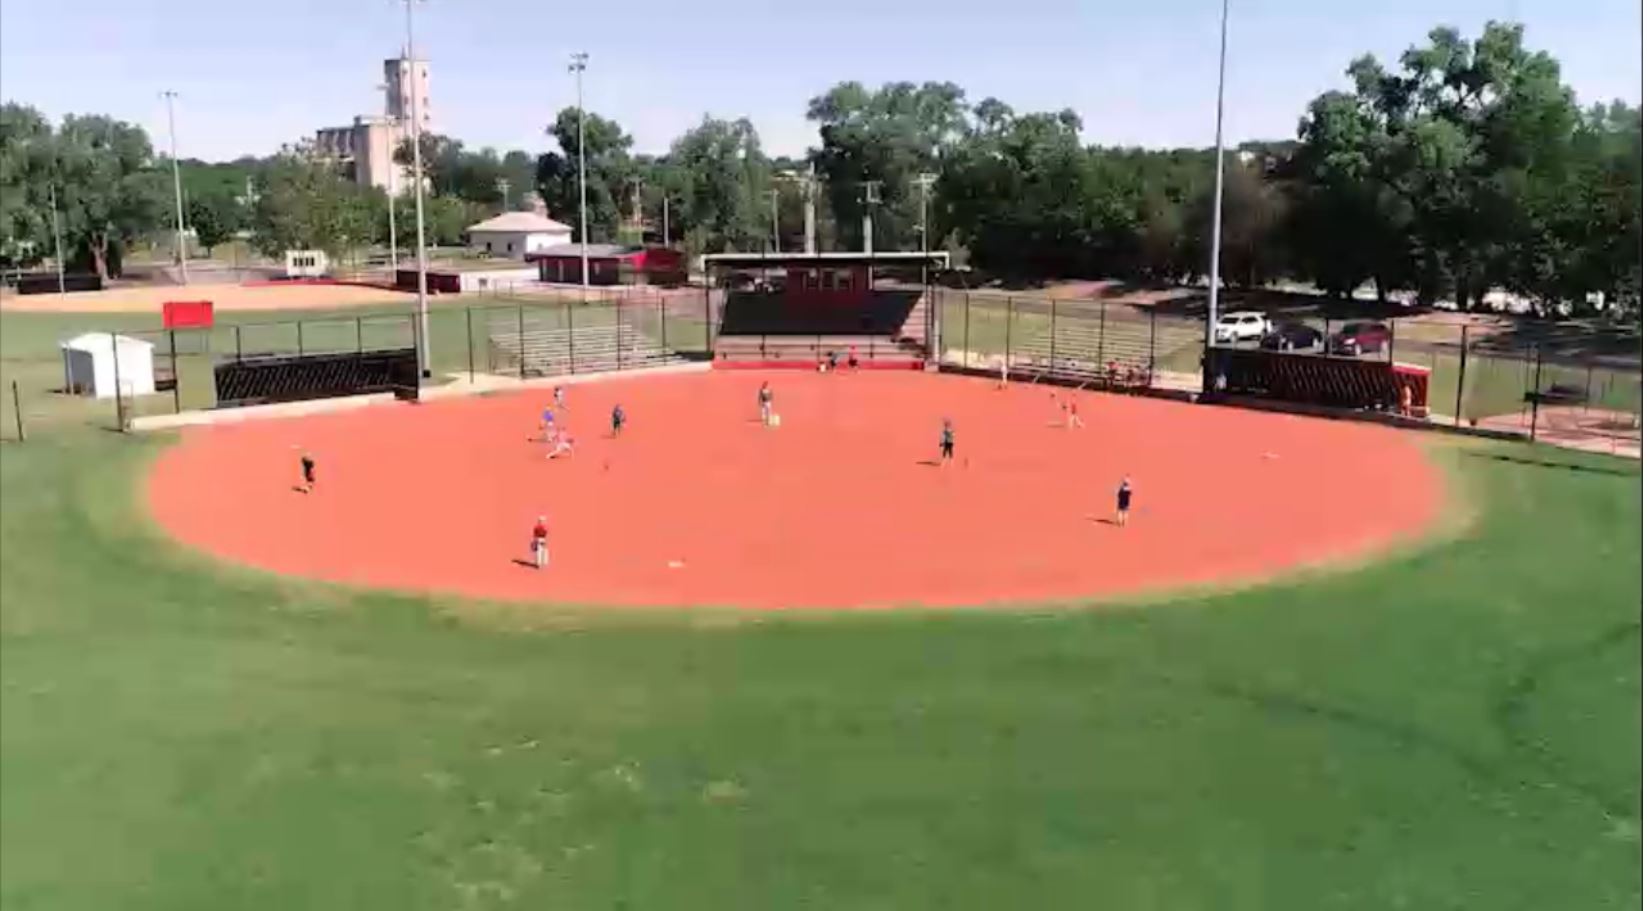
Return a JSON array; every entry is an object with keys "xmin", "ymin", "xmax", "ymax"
[{"xmin": 147, "ymin": 371, "xmax": 1444, "ymax": 609}]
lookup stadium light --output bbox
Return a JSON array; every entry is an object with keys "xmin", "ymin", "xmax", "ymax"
[
  {"xmin": 1205, "ymin": 0, "xmax": 1230, "ymax": 367},
  {"xmin": 160, "ymin": 91, "xmax": 189, "ymax": 285},
  {"xmin": 376, "ymin": 80, "xmax": 400, "ymax": 273},
  {"xmin": 570, "ymin": 52, "xmax": 590, "ymax": 293},
  {"xmin": 403, "ymin": 0, "xmax": 432, "ymax": 378}
]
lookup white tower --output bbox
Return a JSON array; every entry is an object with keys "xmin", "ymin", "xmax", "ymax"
[{"xmin": 383, "ymin": 55, "xmax": 432, "ymax": 141}]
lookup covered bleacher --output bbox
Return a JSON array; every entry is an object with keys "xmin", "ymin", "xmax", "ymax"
[{"xmin": 703, "ymin": 252, "xmax": 949, "ymax": 368}]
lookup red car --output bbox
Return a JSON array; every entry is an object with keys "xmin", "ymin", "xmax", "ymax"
[{"xmin": 1329, "ymin": 322, "xmax": 1391, "ymax": 356}]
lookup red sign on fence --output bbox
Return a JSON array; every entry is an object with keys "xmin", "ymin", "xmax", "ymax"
[{"xmin": 163, "ymin": 300, "xmax": 214, "ymax": 330}]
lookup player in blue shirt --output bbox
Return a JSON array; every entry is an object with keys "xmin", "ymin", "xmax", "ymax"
[
  {"xmin": 1116, "ymin": 477, "xmax": 1133, "ymax": 526},
  {"xmin": 611, "ymin": 403, "xmax": 626, "ymax": 437}
]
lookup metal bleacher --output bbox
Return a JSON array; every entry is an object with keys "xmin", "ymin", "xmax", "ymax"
[
  {"xmin": 1014, "ymin": 312, "xmax": 1202, "ymax": 381},
  {"xmin": 487, "ymin": 310, "xmax": 683, "ymax": 378}
]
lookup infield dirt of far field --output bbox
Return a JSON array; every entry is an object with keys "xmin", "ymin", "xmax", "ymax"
[{"xmin": 148, "ymin": 369, "xmax": 1444, "ymax": 609}]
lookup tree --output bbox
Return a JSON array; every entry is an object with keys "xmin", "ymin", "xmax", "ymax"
[
  {"xmin": 536, "ymin": 108, "xmax": 634, "ymax": 242},
  {"xmin": 186, "ymin": 188, "xmax": 243, "ymax": 254},
  {"xmin": 1295, "ymin": 22, "xmax": 1589, "ymax": 309},
  {"xmin": 0, "ymin": 103, "xmax": 55, "ymax": 268},
  {"xmin": 250, "ymin": 153, "xmax": 380, "ymax": 258},
  {"xmin": 658, "ymin": 116, "xmax": 770, "ymax": 255},
  {"xmin": 807, "ymin": 81, "xmax": 967, "ymax": 251},
  {"xmin": 51, "ymin": 115, "xmax": 170, "ymax": 279}
]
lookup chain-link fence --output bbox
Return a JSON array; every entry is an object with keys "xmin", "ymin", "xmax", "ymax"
[
  {"xmin": 930, "ymin": 289, "xmax": 1642, "ymax": 455},
  {"xmin": 0, "ymin": 293, "xmax": 721, "ymax": 441},
  {"xmin": 933, "ymin": 289, "xmax": 1207, "ymax": 393}
]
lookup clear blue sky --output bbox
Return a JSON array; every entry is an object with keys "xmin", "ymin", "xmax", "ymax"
[{"xmin": 1, "ymin": 0, "xmax": 1639, "ymax": 162}]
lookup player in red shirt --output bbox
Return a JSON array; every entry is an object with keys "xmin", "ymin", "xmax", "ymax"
[{"xmin": 530, "ymin": 516, "xmax": 549, "ymax": 569}]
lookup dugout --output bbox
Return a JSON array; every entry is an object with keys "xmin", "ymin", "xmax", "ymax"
[
  {"xmin": 702, "ymin": 251, "xmax": 950, "ymax": 367},
  {"xmin": 1205, "ymin": 346, "xmax": 1430, "ymax": 414}
]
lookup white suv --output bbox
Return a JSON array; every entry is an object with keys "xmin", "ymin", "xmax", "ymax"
[{"xmin": 1213, "ymin": 311, "xmax": 1271, "ymax": 345}]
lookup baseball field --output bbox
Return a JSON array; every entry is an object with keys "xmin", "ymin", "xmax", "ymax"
[{"xmin": 0, "ymin": 297, "xmax": 1640, "ymax": 909}]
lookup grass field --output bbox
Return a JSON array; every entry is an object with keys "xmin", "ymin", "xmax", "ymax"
[{"xmin": 0, "ymin": 414, "xmax": 1640, "ymax": 908}]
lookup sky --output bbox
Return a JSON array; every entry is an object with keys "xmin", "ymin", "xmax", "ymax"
[{"xmin": 0, "ymin": 0, "xmax": 1639, "ymax": 163}]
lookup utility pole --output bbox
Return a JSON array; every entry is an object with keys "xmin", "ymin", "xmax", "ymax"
[
  {"xmin": 803, "ymin": 164, "xmax": 817, "ymax": 254},
  {"xmin": 914, "ymin": 172, "xmax": 936, "ymax": 285},
  {"xmin": 570, "ymin": 52, "xmax": 590, "ymax": 291},
  {"xmin": 662, "ymin": 194, "xmax": 670, "ymax": 247},
  {"xmin": 768, "ymin": 188, "xmax": 781, "ymax": 253},
  {"xmin": 1205, "ymin": 0, "xmax": 1231, "ymax": 368},
  {"xmin": 859, "ymin": 180, "xmax": 881, "ymax": 254},
  {"xmin": 161, "ymin": 91, "xmax": 189, "ymax": 285},
  {"xmin": 48, "ymin": 182, "xmax": 65, "ymax": 294},
  {"xmin": 404, "ymin": 0, "xmax": 431, "ymax": 377},
  {"xmin": 497, "ymin": 177, "xmax": 512, "ymax": 211}
]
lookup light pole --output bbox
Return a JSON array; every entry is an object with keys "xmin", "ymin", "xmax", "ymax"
[
  {"xmin": 377, "ymin": 82, "xmax": 400, "ymax": 273},
  {"xmin": 46, "ymin": 182, "xmax": 66, "ymax": 293},
  {"xmin": 1205, "ymin": 0, "xmax": 1231, "ymax": 364},
  {"xmin": 161, "ymin": 90, "xmax": 189, "ymax": 285},
  {"xmin": 404, "ymin": 0, "xmax": 431, "ymax": 377},
  {"xmin": 915, "ymin": 172, "xmax": 937, "ymax": 361},
  {"xmin": 569, "ymin": 52, "xmax": 590, "ymax": 292}
]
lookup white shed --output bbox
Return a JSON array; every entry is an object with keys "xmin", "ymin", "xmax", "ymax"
[
  {"xmin": 466, "ymin": 212, "xmax": 573, "ymax": 260},
  {"xmin": 60, "ymin": 333, "xmax": 156, "ymax": 399}
]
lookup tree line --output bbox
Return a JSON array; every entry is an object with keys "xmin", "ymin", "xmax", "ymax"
[{"xmin": 1, "ymin": 20, "xmax": 1638, "ymax": 318}]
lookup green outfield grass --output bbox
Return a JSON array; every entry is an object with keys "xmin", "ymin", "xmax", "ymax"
[{"xmin": 0, "ymin": 413, "xmax": 1639, "ymax": 908}]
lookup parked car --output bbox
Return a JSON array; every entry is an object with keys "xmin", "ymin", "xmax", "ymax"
[
  {"xmin": 1329, "ymin": 321, "xmax": 1391, "ymax": 356},
  {"xmin": 1260, "ymin": 321, "xmax": 1324, "ymax": 351},
  {"xmin": 1212, "ymin": 311, "xmax": 1271, "ymax": 345}
]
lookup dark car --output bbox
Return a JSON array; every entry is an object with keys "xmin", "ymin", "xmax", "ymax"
[
  {"xmin": 1329, "ymin": 321, "xmax": 1391, "ymax": 356},
  {"xmin": 1259, "ymin": 321, "xmax": 1324, "ymax": 351}
]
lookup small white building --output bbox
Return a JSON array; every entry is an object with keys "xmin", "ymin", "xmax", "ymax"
[
  {"xmin": 466, "ymin": 212, "xmax": 573, "ymax": 260},
  {"xmin": 284, "ymin": 249, "xmax": 329, "ymax": 278},
  {"xmin": 60, "ymin": 333, "xmax": 156, "ymax": 399}
]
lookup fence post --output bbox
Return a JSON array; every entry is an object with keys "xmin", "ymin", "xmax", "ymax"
[
  {"xmin": 110, "ymin": 332, "xmax": 125, "ymax": 432},
  {"xmin": 617, "ymin": 302, "xmax": 624, "ymax": 371},
  {"xmin": 235, "ymin": 325, "xmax": 243, "ymax": 362},
  {"xmin": 1584, "ymin": 361, "xmax": 1594, "ymax": 413},
  {"xmin": 1529, "ymin": 344, "xmax": 1544, "ymax": 441},
  {"xmin": 11, "ymin": 380, "xmax": 24, "ymax": 441},
  {"xmin": 704, "ymin": 281, "xmax": 712, "ymax": 354},
  {"xmin": 963, "ymin": 292, "xmax": 971, "ymax": 369},
  {"xmin": 659, "ymin": 297, "xmax": 668, "ymax": 352},
  {"xmin": 565, "ymin": 301, "xmax": 575, "ymax": 374},
  {"xmin": 1050, "ymin": 299, "xmax": 1058, "ymax": 374},
  {"xmin": 355, "ymin": 316, "xmax": 363, "ymax": 354},
  {"xmin": 465, "ymin": 307, "xmax": 475, "ymax": 383},
  {"xmin": 297, "ymin": 320, "xmax": 305, "ymax": 357},
  {"xmin": 1148, "ymin": 309, "xmax": 1157, "ymax": 381},
  {"xmin": 517, "ymin": 305, "xmax": 526, "ymax": 380},
  {"xmin": 410, "ymin": 310, "xmax": 423, "ymax": 388},
  {"xmin": 1097, "ymin": 298, "xmax": 1108, "ymax": 365},
  {"xmin": 1454, "ymin": 325, "xmax": 1467, "ymax": 427},
  {"xmin": 1005, "ymin": 297, "xmax": 1014, "ymax": 371},
  {"xmin": 1387, "ymin": 318, "xmax": 1395, "ymax": 363},
  {"xmin": 169, "ymin": 330, "xmax": 181, "ymax": 413}
]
